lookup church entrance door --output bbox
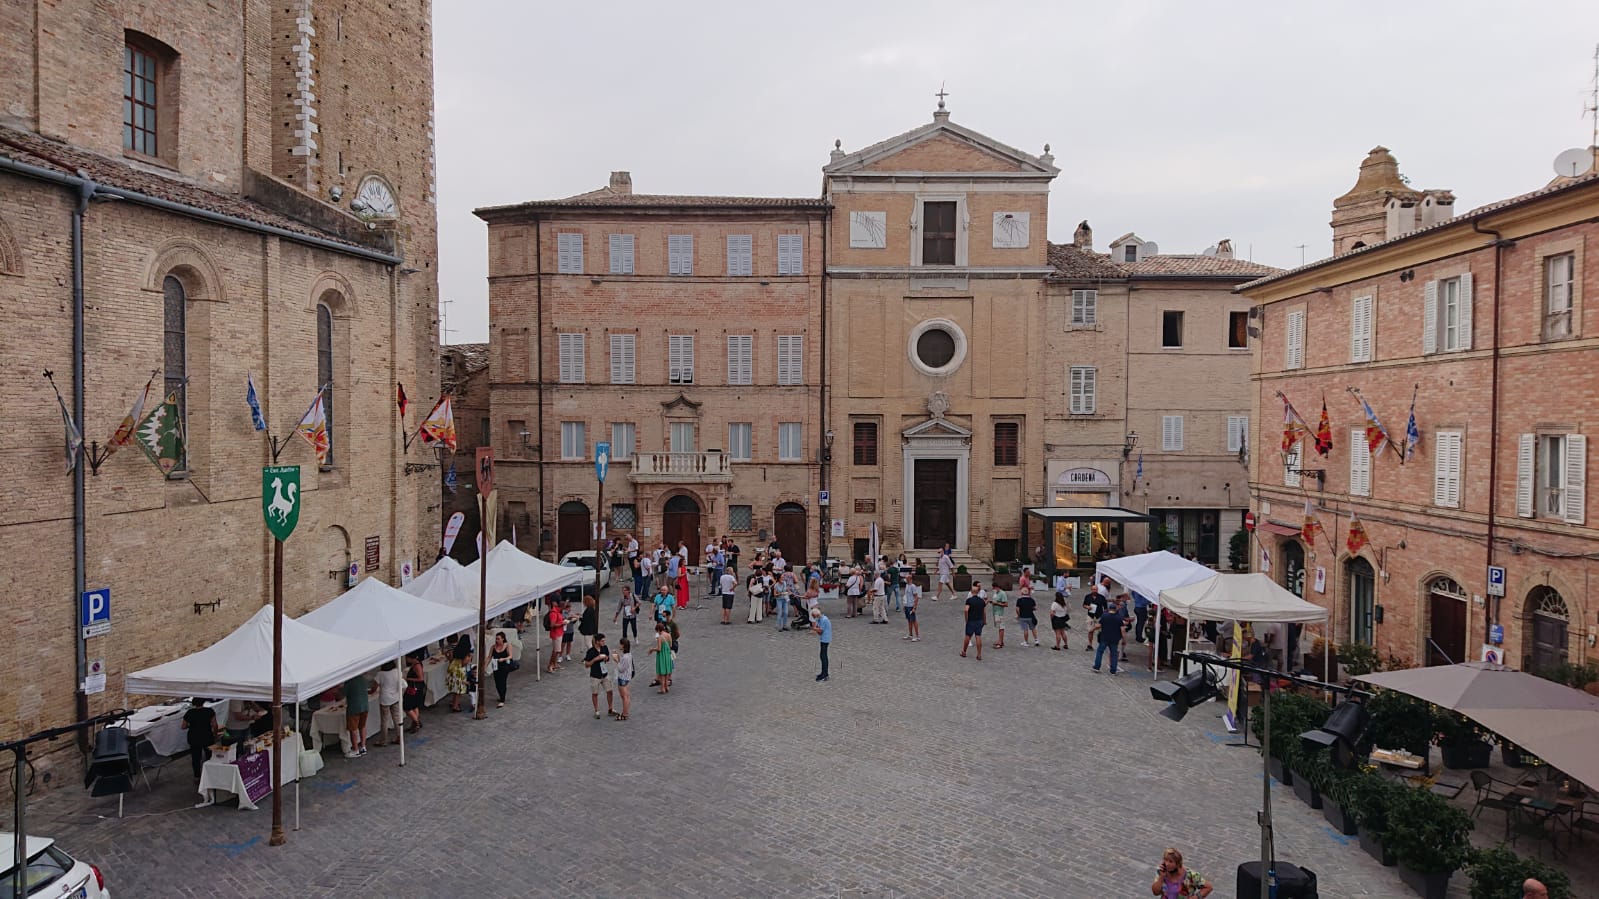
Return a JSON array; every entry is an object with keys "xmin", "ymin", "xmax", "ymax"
[{"xmin": 913, "ymin": 459, "xmax": 957, "ymax": 549}]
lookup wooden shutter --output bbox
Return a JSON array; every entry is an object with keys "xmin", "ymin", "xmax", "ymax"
[
  {"xmin": 726, "ymin": 335, "xmax": 752, "ymax": 384},
  {"xmin": 1162, "ymin": 415, "xmax": 1184, "ymax": 451},
  {"xmin": 1517, "ymin": 433, "xmax": 1536, "ymax": 517},
  {"xmin": 669, "ymin": 235, "xmax": 693, "ymax": 275},
  {"xmin": 777, "ymin": 335, "xmax": 802, "ymax": 385},
  {"xmin": 1285, "ymin": 310, "xmax": 1305, "ymax": 369},
  {"xmin": 669, "ymin": 335, "xmax": 694, "ymax": 383},
  {"xmin": 1422, "ymin": 280, "xmax": 1439, "ymax": 354},
  {"xmin": 1434, "ymin": 431, "xmax": 1462, "ymax": 508},
  {"xmin": 609, "ymin": 334, "xmax": 634, "ymax": 384},
  {"xmin": 1351, "ymin": 295, "xmax": 1373, "ymax": 362},
  {"xmin": 1069, "ymin": 366, "xmax": 1096, "ymax": 414},
  {"xmin": 1563, "ymin": 433, "xmax": 1586, "ymax": 524},
  {"xmin": 853, "ymin": 422, "xmax": 878, "ymax": 466},
  {"xmin": 558, "ymin": 333, "xmax": 584, "ymax": 382},
  {"xmin": 1228, "ymin": 416, "xmax": 1249, "ymax": 453},
  {"xmin": 609, "ymin": 234, "xmax": 633, "ymax": 274},
  {"xmin": 558, "ymin": 233, "xmax": 584, "ymax": 274},
  {"xmin": 1350, "ymin": 427, "xmax": 1370, "ymax": 496},
  {"xmin": 777, "ymin": 235, "xmax": 802, "ymax": 275},
  {"xmin": 1457, "ymin": 272, "xmax": 1474, "ymax": 350},
  {"xmin": 993, "ymin": 422, "xmax": 1019, "ymax": 466},
  {"xmin": 1284, "ymin": 444, "xmax": 1301, "ymax": 487},
  {"xmin": 727, "ymin": 235, "xmax": 753, "ymax": 276}
]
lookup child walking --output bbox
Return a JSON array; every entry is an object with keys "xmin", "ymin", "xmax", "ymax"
[{"xmin": 901, "ymin": 579, "xmax": 921, "ymax": 642}]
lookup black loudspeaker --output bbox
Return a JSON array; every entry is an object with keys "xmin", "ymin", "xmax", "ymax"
[
  {"xmin": 1235, "ymin": 861, "xmax": 1318, "ymax": 899},
  {"xmin": 87, "ymin": 727, "xmax": 135, "ymax": 797}
]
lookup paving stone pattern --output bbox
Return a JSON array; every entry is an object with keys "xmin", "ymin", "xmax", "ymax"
[{"xmin": 23, "ymin": 592, "xmax": 1424, "ymax": 897}]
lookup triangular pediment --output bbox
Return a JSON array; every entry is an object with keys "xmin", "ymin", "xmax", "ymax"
[
  {"xmin": 904, "ymin": 417, "xmax": 972, "ymax": 439},
  {"xmin": 825, "ymin": 118, "xmax": 1058, "ymax": 177},
  {"xmin": 660, "ymin": 394, "xmax": 702, "ymax": 415}
]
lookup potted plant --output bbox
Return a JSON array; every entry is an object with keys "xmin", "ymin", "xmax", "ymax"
[
  {"xmin": 1321, "ymin": 768, "xmax": 1359, "ymax": 835},
  {"xmin": 1465, "ymin": 845, "xmax": 1572, "ymax": 899},
  {"xmin": 912, "ymin": 562, "xmax": 929, "ymax": 591},
  {"xmin": 1434, "ymin": 710, "xmax": 1491, "ymax": 770},
  {"xmin": 1346, "ymin": 772, "xmax": 1400, "ymax": 865},
  {"xmin": 1363, "ymin": 689, "xmax": 1435, "ymax": 767},
  {"xmin": 1250, "ymin": 691, "xmax": 1331, "ymax": 788},
  {"xmin": 1337, "ymin": 643, "xmax": 1382, "ymax": 678},
  {"xmin": 991, "ymin": 563, "xmax": 1013, "ymax": 590},
  {"xmin": 1385, "ymin": 785, "xmax": 1473, "ymax": 899},
  {"xmin": 952, "ymin": 564, "xmax": 972, "ymax": 592},
  {"xmin": 1291, "ymin": 747, "xmax": 1328, "ymax": 809},
  {"xmin": 1228, "ymin": 527, "xmax": 1249, "ymax": 572},
  {"xmin": 1499, "ymin": 738, "xmax": 1535, "ymax": 768}
]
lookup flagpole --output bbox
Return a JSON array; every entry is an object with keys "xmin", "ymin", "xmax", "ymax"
[{"xmin": 270, "ymin": 536, "xmax": 286, "ymax": 846}]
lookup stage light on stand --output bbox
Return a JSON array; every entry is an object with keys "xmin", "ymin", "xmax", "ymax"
[
  {"xmin": 1300, "ymin": 700, "xmax": 1369, "ymax": 768},
  {"xmin": 1150, "ymin": 667, "xmax": 1220, "ymax": 722}
]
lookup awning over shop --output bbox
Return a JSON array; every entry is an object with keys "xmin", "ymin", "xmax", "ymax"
[{"xmin": 1260, "ymin": 521, "xmax": 1302, "ymax": 538}]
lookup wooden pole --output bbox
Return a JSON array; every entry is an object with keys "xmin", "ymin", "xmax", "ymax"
[
  {"xmin": 475, "ymin": 493, "xmax": 488, "ymax": 719},
  {"xmin": 270, "ymin": 537, "xmax": 286, "ymax": 846}
]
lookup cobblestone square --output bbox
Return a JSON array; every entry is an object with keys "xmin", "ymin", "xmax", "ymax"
[{"xmin": 25, "ymin": 593, "xmax": 1411, "ymax": 897}]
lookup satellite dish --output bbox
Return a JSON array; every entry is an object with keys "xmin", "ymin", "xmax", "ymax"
[{"xmin": 1553, "ymin": 148, "xmax": 1594, "ymax": 178}]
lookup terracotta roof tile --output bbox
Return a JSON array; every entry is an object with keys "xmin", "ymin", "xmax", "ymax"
[
  {"xmin": 478, "ymin": 187, "xmax": 828, "ymax": 215},
  {"xmin": 1120, "ymin": 254, "xmax": 1281, "ymax": 278},
  {"xmin": 0, "ymin": 126, "xmax": 375, "ymax": 252},
  {"xmin": 442, "ymin": 343, "xmax": 489, "ymax": 374},
  {"xmin": 1046, "ymin": 243, "xmax": 1126, "ymax": 280}
]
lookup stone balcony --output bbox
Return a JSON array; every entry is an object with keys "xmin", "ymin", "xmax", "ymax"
[{"xmin": 627, "ymin": 451, "xmax": 733, "ymax": 484}]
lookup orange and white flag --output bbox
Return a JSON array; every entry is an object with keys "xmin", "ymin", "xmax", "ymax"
[
  {"xmin": 296, "ymin": 389, "xmax": 330, "ymax": 465},
  {"xmin": 418, "ymin": 395, "xmax": 457, "ymax": 451}
]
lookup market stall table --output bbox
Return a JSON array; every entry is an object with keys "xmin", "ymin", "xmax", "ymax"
[
  {"xmin": 310, "ymin": 700, "xmax": 382, "ymax": 754},
  {"xmin": 124, "ymin": 698, "xmax": 228, "ymax": 757},
  {"xmin": 196, "ymin": 735, "xmax": 308, "ymax": 811},
  {"xmin": 420, "ymin": 656, "xmax": 448, "ymax": 706}
]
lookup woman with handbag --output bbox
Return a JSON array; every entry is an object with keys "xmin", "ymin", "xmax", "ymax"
[
  {"xmin": 490, "ymin": 632, "xmax": 514, "ymax": 708},
  {"xmin": 402, "ymin": 653, "xmax": 426, "ymax": 734}
]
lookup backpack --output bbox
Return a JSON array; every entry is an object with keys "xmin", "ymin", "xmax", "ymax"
[{"xmin": 544, "ymin": 609, "xmax": 560, "ymax": 632}]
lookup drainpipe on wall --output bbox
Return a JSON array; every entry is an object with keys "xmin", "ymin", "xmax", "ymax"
[
  {"xmin": 1473, "ymin": 220, "xmax": 1511, "ymax": 649},
  {"xmin": 819, "ymin": 213, "xmax": 830, "ymax": 560},
  {"xmin": 534, "ymin": 218, "xmax": 546, "ymax": 557},
  {"xmin": 71, "ymin": 175, "xmax": 97, "ymax": 752}
]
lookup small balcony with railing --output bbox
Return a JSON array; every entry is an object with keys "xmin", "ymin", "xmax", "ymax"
[{"xmin": 627, "ymin": 451, "xmax": 733, "ymax": 484}]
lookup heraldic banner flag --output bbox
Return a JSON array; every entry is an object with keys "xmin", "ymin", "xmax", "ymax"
[
  {"xmin": 105, "ymin": 375, "xmax": 155, "ymax": 461},
  {"xmin": 135, "ymin": 390, "xmax": 186, "ymax": 474},
  {"xmin": 296, "ymin": 389, "xmax": 330, "ymax": 465},
  {"xmin": 418, "ymin": 396, "xmax": 457, "ymax": 451}
]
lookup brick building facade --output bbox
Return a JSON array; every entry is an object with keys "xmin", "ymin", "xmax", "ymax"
[
  {"xmin": 1243, "ymin": 148, "xmax": 1599, "ymax": 673},
  {"xmin": 0, "ymin": 0, "xmax": 439, "ymax": 777}
]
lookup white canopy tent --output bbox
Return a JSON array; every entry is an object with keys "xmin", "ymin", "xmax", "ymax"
[
  {"xmin": 299, "ymin": 576, "xmax": 477, "ymax": 655},
  {"xmin": 403, "ymin": 543, "xmax": 584, "ymax": 620},
  {"xmin": 1094, "ymin": 551, "xmax": 1216, "ymax": 603},
  {"xmin": 399, "ymin": 555, "xmax": 475, "ymax": 607},
  {"xmin": 1158, "ymin": 573, "xmax": 1330, "ymax": 624},
  {"xmin": 125, "ymin": 604, "xmax": 399, "ymax": 703}
]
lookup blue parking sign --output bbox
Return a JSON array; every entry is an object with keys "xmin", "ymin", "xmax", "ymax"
[
  {"xmin": 81, "ymin": 588, "xmax": 110, "ymax": 637},
  {"xmin": 1487, "ymin": 565, "xmax": 1506, "ymax": 597}
]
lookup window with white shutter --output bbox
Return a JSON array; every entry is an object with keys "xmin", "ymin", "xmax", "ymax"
[
  {"xmin": 1285, "ymin": 309, "xmax": 1305, "ymax": 370},
  {"xmin": 560, "ymin": 421, "xmax": 585, "ymax": 459},
  {"xmin": 609, "ymin": 334, "xmax": 635, "ymax": 384},
  {"xmin": 1536, "ymin": 433, "xmax": 1588, "ymax": 523},
  {"xmin": 669, "ymin": 335, "xmax": 694, "ymax": 384},
  {"xmin": 1350, "ymin": 294, "xmax": 1374, "ymax": 362},
  {"xmin": 608, "ymin": 234, "xmax": 634, "ymax": 274},
  {"xmin": 557, "ymin": 333, "xmax": 584, "ymax": 383},
  {"xmin": 1284, "ymin": 443, "xmax": 1302, "ymax": 487},
  {"xmin": 668, "ymin": 235, "xmax": 694, "ymax": 275},
  {"xmin": 557, "ymin": 233, "xmax": 584, "ymax": 274},
  {"xmin": 1545, "ymin": 253, "xmax": 1574, "ymax": 339},
  {"xmin": 778, "ymin": 422, "xmax": 802, "ymax": 461},
  {"xmin": 728, "ymin": 422, "xmax": 753, "ymax": 461},
  {"xmin": 726, "ymin": 335, "xmax": 752, "ymax": 385},
  {"xmin": 1161, "ymin": 415, "xmax": 1184, "ymax": 451},
  {"xmin": 726, "ymin": 235, "xmax": 753, "ymax": 276},
  {"xmin": 1071, "ymin": 290, "xmax": 1097, "ymax": 326},
  {"xmin": 1433, "ymin": 430, "xmax": 1462, "ymax": 508},
  {"xmin": 1069, "ymin": 366, "xmax": 1096, "ymax": 414},
  {"xmin": 1227, "ymin": 415, "xmax": 1250, "ymax": 453},
  {"xmin": 1427, "ymin": 275, "xmax": 1474, "ymax": 352},
  {"xmin": 1349, "ymin": 427, "xmax": 1371, "ymax": 496},
  {"xmin": 610, "ymin": 422, "xmax": 635, "ymax": 460},
  {"xmin": 1517, "ymin": 433, "xmax": 1536, "ymax": 517},
  {"xmin": 777, "ymin": 335, "xmax": 803, "ymax": 385},
  {"xmin": 777, "ymin": 234, "xmax": 804, "ymax": 275},
  {"xmin": 1564, "ymin": 433, "xmax": 1586, "ymax": 525},
  {"xmin": 669, "ymin": 422, "xmax": 694, "ymax": 453}
]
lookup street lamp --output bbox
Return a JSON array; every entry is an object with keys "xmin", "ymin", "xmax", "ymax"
[{"xmin": 1122, "ymin": 431, "xmax": 1138, "ymax": 459}]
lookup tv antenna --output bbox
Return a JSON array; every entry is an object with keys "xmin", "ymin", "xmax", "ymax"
[
  {"xmin": 1588, "ymin": 43, "xmax": 1598, "ymax": 152},
  {"xmin": 439, "ymin": 296, "xmax": 457, "ymax": 343}
]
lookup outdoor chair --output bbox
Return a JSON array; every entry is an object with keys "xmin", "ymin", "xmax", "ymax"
[
  {"xmin": 131, "ymin": 736, "xmax": 176, "ymax": 790},
  {"xmin": 1469, "ymin": 770, "xmax": 1520, "ymax": 828},
  {"xmin": 1575, "ymin": 799, "xmax": 1599, "ymax": 843}
]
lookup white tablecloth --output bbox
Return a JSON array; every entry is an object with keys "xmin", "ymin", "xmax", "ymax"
[
  {"xmin": 125, "ymin": 699, "xmax": 228, "ymax": 757},
  {"xmin": 309, "ymin": 701, "xmax": 382, "ymax": 754},
  {"xmin": 197, "ymin": 738, "xmax": 303, "ymax": 811},
  {"xmin": 420, "ymin": 656, "xmax": 448, "ymax": 707}
]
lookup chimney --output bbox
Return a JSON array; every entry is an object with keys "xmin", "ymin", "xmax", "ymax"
[
  {"xmin": 1215, "ymin": 239, "xmax": 1234, "ymax": 260},
  {"xmin": 1073, "ymin": 220, "xmax": 1093, "ymax": 250},
  {"xmin": 608, "ymin": 171, "xmax": 632, "ymax": 195}
]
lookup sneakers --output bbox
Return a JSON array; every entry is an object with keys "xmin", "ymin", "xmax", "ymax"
[
  {"xmin": 902, "ymin": 635, "xmax": 912, "ymax": 640},
  {"xmin": 911, "ymin": 637, "xmax": 920, "ymax": 642},
  {"xmin": 358, "ymin": 747, "xmax": 368, "ymax": 756},
  {"xmin": 594, "ymin": 710, "xmax": 601, "ymax": 719},
  {"xmin": 1020, "ymin": 640, "xmax": 1030, "ymax": 647}
]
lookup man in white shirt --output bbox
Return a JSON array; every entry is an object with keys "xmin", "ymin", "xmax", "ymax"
[
  {"xmin": 771, "ymin": 550, "xmax": 786, "ymax": 573},
  {"xmin": 869, "ymin": 568, "xmax": 888, "ymax": 623},
  {"xmin": 935, "ymin": 551, "xmax": 955, "ymax": 602},
  {"xmin": 719, "ymin": 568, "xmax": 737, "ymax": 625},
  {"xmin": 844, "ymin": 566, "xmax": 864, "ymax": 618},
  {"xmin": 639, "ymin": 552, "xmax": 655, "ymax": 597}
]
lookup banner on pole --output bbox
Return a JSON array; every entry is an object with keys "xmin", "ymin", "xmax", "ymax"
[
  {"xmin": 442, "ymin": 511, "xmax": 465, "ymax": 552},
  {"xmin": 262, "ymin": 465, "xmax": 301, "ymax": 541}
]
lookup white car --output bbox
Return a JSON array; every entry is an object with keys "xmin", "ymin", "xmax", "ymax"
[
  {"xmin": 1, "ymin": 834, "xmax": 109, "ymax": 898},
  {"xmin": 559, "ymin": 550, "xmax": 610, "ymax": 593}
]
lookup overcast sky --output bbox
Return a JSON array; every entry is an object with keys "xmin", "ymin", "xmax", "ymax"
[{"xmin": 433, "ymin": 2, "xmax": 1599, "ymax": 344}]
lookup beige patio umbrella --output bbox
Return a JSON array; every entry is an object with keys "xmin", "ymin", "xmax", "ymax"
[{"xmin": 1355, "ymin": 661, "xmax": 1599, "ymax": 791}]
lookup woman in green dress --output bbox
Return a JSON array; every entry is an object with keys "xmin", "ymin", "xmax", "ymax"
[{"xmin": 648, "ymin": 621, "xmax": 673, "ymax": 694}]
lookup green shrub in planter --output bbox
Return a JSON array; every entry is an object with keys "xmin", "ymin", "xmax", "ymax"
[
  {"xmin": 1434, "ymin": 710, "xmax": 1493, "ymax": 769},
  {"xmin": 1345, "ymin": 772, "xmax": 1403, "ymax": 865},
  {"xmin": 992, "ymin": 563, "xmax": 1009, "ymax": 574},
  {"xmin": 1466, "ymin": 845, "xmax": 1572, "ymax": 899},
  {"xmin": 1320, "ymin": 768, "xmax": 1360, "ymax": 835},
  {"xmin": 1249, "ymin": 691, "xmax": 1332, "ymax": 763},
  {"xmin": 1337, "ymin": 643, "xmax": 1382, "ymax": 678},
  {"xmin": 1362, "ymin": 689, "xmax": 1434, "ymax": 758},
  {"xmin": 1384, "ymin": 785, "xmax": 1473, "ymax": 876}
]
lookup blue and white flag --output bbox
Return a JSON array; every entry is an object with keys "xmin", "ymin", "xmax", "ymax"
[
  {"xmin": 1402, "ymin": 389, "xmax": 1421, "ymax": 464},
  {"xmin": 1136, "ymin": 452, "xmax": 1144, "ymax": 480},
  {"xmin": 245, "ymin": 372, "xmax": 267, "ymax": 432},
  {"xmin": 444, "ymin": 462, "xmax": 458, "ymax": 494}
]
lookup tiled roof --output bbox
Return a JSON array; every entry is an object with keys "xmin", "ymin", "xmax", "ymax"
[
  {"xmin": 1046, "ymin": 243, "xmax": 1126, "ymax": 280},
  {"xmin": 0, "ymin": 126, "xmax": 375, "ymax": 252},
  {"xmin": 1047, "ymin": 243, "xmax": 1279, "ymax": 281},
  {"xmin": 1242, "ymin": 169, "xmax": 1599, "ymax": 291},
  {"xmin": 1121, "ymin": 255, "xmax": 1280, "ymax": 278},
  {"xmin": 442, "ymin": 343, "xmax": 488, "ymax": 374},
  {"xmin": 477, "ymin": 187, "xmax": 828, "ymax": 215}
]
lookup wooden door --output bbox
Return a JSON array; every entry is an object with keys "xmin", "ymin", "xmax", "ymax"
[
  {"xmin": 773, "ymin": 503, "xmax": 807, "ymax": 568},
  {"xmin": 1530, "ymin": 613, "xmax": 1568, "ymax": 677},
  {"xmin": 1427, "ymin": 593, "xmax": 1468, "ymax": 666},
  {"xmin": 556, "ymin": 501, "xmax": 590, "ymax": 558},
  {"xmin": 913, "ymin": 459, "xmax": 957, "ymax": 549},
  {"xmin": 661, "ymin": 495, "xmax": 701, "ymax": 565}
]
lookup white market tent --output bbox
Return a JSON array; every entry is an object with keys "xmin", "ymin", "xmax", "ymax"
[
  {"xmin": 125, "ymin": 604, "xmax": 400, "ymax": 703},
  {"xmin": 467, "ymin": 540, "xmax": 585, "ymax": 608},
  {"xmin": 400, "ymin": 555, "xmax": 475, "ymax": 607},
  {"xmin": 1095, "ymin": 550, "xmax": 1216, "ymax": 601},
  {"xmin": 298, "ymin": 576, "xmax": 476, "ymax": 655},
  {"xmin": 1158, "ymin": 573, "xmax": 1330, "ymax": 624}
]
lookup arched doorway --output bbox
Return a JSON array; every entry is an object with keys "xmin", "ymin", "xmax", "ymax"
[
  {"xmin": 557, "ymin": 501, "xmax": 591, "ymax": 558},
  {"xmin": 1525, "ymin": 586, "xmax": 1570, "ymax": 677},
  {"xmin": 1281, "ymin": 541, "xmax": 1306, "ymax": 598},
  {"xmin": 661, "ymin": 495, "xmax": 701, "ymax": 564},
  {"xmin": 1346, "ymin": 557, "xmax": 1375, "ymax": 646},
  {"xmin": 773, "ymin": 502, "xmax": 807, "ymax": 568},
  {"xmin": 1426, "ymin": 576, "xmax": 1468, "ymax": 666}
]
